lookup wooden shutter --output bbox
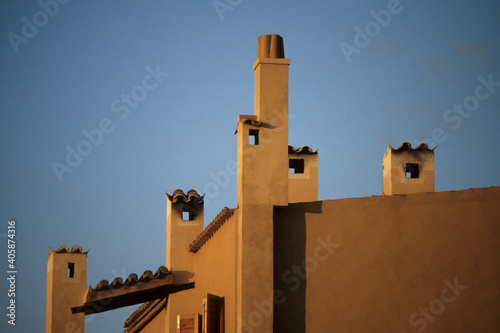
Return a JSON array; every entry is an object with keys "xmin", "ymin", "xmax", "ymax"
[
  {"xmin": 177, "ymin": 314, "xmax": 201, "ymax": 333},
  {"xmin": 203, "ymin": 293, "xmax": 225, "ymax": 333}
]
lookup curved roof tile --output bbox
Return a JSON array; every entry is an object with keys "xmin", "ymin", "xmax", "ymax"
[
  {"xmin": 124, "ymin": 273, "xmax": 139, "ymax": 286},
  {"xmin": 165, "ymin": 189, "xmax": 204, "ymax": 206},
  {"xmin": 90, "ymin": 266, "xmax": 171, "ymax": 292},
  {"xmin": 288, "ymin": 145, "xmax": 318, "ymax": 155},
  {"xmin": 50, "ymin": 244, "xmax": 89, "ymax": 254},
  {"xmin": 388, "ymin": 142, "xmax": 437, "ymax": 152},
  {"xmin": 243, "ymin": 119, "xmax": 263, "ymax": 127}
]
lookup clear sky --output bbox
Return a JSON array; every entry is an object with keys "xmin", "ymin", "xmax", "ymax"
[{"xmin": 1, "ymin": 0, "xmax": 499, "ymax": 331}]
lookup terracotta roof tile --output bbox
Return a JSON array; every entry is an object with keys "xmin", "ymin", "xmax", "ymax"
[
  {"xmin": 189, "ymin": 207, "xmax": 236, "ymax": 253},
  {"xmin": 388, "ymin": 142, "xmax": 437, "ymax": 152},
  {"xmin": 243, "ymin": 119, "xmax": 263, "ymax": 127},
  {"xmin": 73, "ymin": 266, "xmax": 193, "ymax": 315},
  {"xmin": 91, "ymin": 266, "xmax": 170, "ymax": 292},
  {"xmin": 49, "ymin": 244, "xmax": 89, "ymax": 254},
  {"xmin": 165, "ymin": 189, "xmax": 204, "ymax": 206},
  {"xmin": 234, "ymin": 116, "xmax": 280, "ymax": 134},
  {"xmin": 288, "ymin": 145, "xmax": 318, "ymax": 155}
]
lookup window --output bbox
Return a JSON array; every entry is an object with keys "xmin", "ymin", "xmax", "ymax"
[
  {"xmin": 249, "ymin": 129, "xmax": 259, "ymax": 145},
  {"xmin": 68, "ymin": 262, "xmax": 75, "ymax": 278},
  {"xmin": 289, "ymin": 159, "xmax": 305, "ymax": 174},
  {"xmin": 203, "ymin": 293, "xmax": 224, "ymax": 333},
  {"xmin": 405, "ymin": 163, "xmax": 419, "ymax": 178}
]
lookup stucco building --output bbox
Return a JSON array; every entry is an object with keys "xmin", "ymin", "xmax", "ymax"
[{"xmin": 46, "ymin": 34, "xmax": 500, "ymax": 333}]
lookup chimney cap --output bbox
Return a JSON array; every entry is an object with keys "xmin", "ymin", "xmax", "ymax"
[
  {"xmin": 165, "ymin": 189, "xmax": 204, "ymax": 207},
  {"xmin": 257, "ymin": 34, "xmax": 285, "ymax": 59},
  {"xmin": 49, "ymin": 244, "xmax": 89, "ymax": 254},
  {"xmin": 387, "ymin": 142, "xmax": 437, "ymax": 153}
]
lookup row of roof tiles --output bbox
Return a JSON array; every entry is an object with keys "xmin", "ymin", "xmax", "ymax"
[
  {"xmin": 289, "ymin": 145, "xmax": 318, "ymax": 155},
  {"xmin": 389, "ymin": 141, "xmax": 437, "ymax": 152},
  {"xmin": 189, "ymin": 207, "xmax": 236, "ymax": 253},
  {"xmin": 50, "ymin": 244, "xmax": 89, "ymax": 254},
  {"xmin": 91, "ymin": 266, "xmax": 170, "ymax": 292}
]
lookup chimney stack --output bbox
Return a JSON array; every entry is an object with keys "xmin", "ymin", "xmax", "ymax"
[
  {"xmin": 382, "ymin": 142, "xmax": 436, "ymax": 195},
  {"xmin": 46, "ymin": 245, "xmax": 88, "ymax": 333},
  {"xmin": 166, "ymin": 189, "xmax": 204, "ymax": 283}
]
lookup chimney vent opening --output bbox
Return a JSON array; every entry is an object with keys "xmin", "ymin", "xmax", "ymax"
[
  {"xmin": 289, "ymin": 159, "xmax": 305, "ymax": 174},
  {"xmin": 405, "ymin": 163, "xmax": 419, "ymax": 179},
  {"xmin": 182, "ymin": 207, "xmax": 195, "ymax": 221},
  {"xmin": 68, "ymin": 262, "xmax": 75, "ymax": 278},
  {"xmin": 249, "ymin": 129, "xmax": 259, "ymax": 145}
]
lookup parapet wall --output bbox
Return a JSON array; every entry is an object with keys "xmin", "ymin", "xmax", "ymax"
[{"xmin": 274, "ymin": 186, "xmax": 500, "ymax": 332}]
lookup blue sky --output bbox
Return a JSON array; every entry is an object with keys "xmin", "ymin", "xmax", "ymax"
[{"xmin": 1, "ymin": 0, "xmax": 499, "ymax": 331}]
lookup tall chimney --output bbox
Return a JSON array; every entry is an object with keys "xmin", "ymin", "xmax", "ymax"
[{"xmin": 235, "ymin": 34, "xmax": 290, "ymax": 333}]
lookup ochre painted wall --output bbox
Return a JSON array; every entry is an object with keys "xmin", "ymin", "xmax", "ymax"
[
  {"xmin": 194, "ymin": 212, "xmax": 238, "ymax": 332},
  {"xmin": 135, "ymin": 305, "xmax": 166, "ymax": 333},
  {"xmin": 274, "ymin": 186, "xmax": 500, "ymax": 332},
  {"xmin": 165, "ymin": 290, "xmax": 195, "ymax": 333}
]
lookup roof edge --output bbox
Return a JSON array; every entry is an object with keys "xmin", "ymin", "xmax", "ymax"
[
  {"xmin": 189, "ymin": 207, "xmax": 236, "ymax": 253},
  {"xmin": 123, "ymin": 298, "xmax": 166, "ymax": 330}
]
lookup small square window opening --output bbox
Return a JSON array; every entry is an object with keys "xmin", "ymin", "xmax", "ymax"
[
  {"xmin": 68, "ymin": 262, "xmax": 74, "ymax": 278},
  {"xmin": 182, "ymin": 210, "xmax": 191, "ymax": 221},
  {"xmin": 249, "ymin": 129, "xmax": 259, "ymax": 145},
  {"xmin": 405, "ymin": 163, "xmax": 419, "ymax": 179},
  {"xmin": 289, "ymin": 159, "xmax": 305, "ymax": 174}
]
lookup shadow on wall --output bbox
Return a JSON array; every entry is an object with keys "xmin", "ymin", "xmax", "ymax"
[{"xmin": 273, "ymin": 201, "xmax": 323, "ymax": 332}]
